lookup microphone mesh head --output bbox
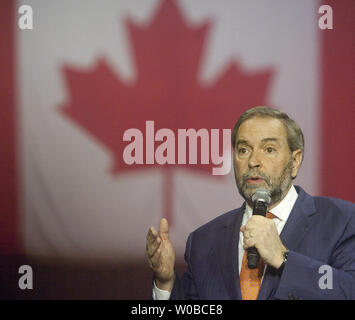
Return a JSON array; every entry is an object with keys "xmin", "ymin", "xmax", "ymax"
[{"xmin": 252, "ymin": 189, "xmax": 271, "ymax": 205}]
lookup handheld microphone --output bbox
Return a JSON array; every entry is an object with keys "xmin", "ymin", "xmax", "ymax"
[{"xmin": 247, "ymin": 189, "xmax": 271, "ymax": 269}]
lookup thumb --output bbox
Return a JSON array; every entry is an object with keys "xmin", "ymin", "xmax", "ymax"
[{"xmin": 159, "ymin": 218, "xmax": 169, "ymax": 241}]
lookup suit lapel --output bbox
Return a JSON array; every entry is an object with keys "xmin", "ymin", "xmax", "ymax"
[
  {"xmin": 221, "ymin": 204, "xmax": 245, "ymax": 300},
  {"xmin": 257, "ymin": 186, "xmax": 317, "ymax": 300},
  {"xmin": 279, "ymin": 186, "xmax": 317, "ymax": 250}
]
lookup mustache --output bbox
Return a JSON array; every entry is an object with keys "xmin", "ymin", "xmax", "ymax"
[{"xmin": 242, "ymin": 171, "xmax": 271, "ymax": 185}]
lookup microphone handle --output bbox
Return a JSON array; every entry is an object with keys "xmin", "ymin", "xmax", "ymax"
[
  {"xmin": 247, "ymin": 247, "xmax": 259, "ymax": 269},
  {"xmin": 246, "ymin": 200, "xmax": 268, "ymax": 269}
]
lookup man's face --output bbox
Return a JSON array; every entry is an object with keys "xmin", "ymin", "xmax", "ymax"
[{"xmin": 233, "ymin": 116, "xmax": 300, "ymax": 207}]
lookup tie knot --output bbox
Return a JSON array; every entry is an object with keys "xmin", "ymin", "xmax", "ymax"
[{"xmin": 266, "ymin": 212, "xmax": 276, "ymax": 219}]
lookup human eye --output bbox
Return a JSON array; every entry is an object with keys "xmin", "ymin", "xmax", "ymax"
[
  {"xmin": 236, "ymin": 146, "xmax": 250, "ymax": 159},
  {"xmin": 265, "ymin": 146, "xmax": 276, "ymax": 153},
  {"xmin": 238, "ymin": 147, "xmax": 248, "ymax": 154}
]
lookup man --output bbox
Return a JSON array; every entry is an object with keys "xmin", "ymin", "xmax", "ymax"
[{"xmin": 146, "ymin": 106, "xmax": 355, "ymax": 300}]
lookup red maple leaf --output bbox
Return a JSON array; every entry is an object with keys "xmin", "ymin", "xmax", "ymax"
[{"xmin": 60, "ymin": 0, "xmax": 273, "ymax": 224}]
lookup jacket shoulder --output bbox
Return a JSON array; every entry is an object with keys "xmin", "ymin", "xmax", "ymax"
[
  {"xmin": 313, "ymin": 195, "xmax": 355, "ymax": 219},
  {"xmin": 296, "ymin": 185, "xmax": 354, "ymax": 222}
]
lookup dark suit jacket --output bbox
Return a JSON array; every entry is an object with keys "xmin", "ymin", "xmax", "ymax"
[{"xmin": 169, "ymin": 186, "xmax": 355, "ymax": 300}]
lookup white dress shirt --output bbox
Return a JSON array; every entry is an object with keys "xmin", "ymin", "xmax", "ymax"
[{"xmin": 153, "ymin": 185, "xmax": 298, "ymax": 300}]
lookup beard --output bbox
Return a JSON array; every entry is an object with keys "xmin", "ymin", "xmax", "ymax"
[{"xmin": 234, "ymin": 158, "xmax": 293, "ymax": 206}]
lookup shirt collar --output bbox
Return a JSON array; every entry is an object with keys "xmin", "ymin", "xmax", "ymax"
[{"xmin": 245, "ymin": 185, "xmax": 298, "ymax": 221}]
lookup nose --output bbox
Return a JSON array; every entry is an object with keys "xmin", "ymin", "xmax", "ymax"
[{"xmin": 248, "ymin": 150, "xmax": 262, "ymax": 169}]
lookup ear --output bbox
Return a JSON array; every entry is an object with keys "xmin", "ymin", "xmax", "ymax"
[{"xmin": 291, "ymin": 149, "xmax": 303, "ymax": 179}]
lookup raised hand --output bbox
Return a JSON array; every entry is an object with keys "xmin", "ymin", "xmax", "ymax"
[{"xmin": 146, "ymin": 218, "xmax": 175, "ymax": 291}]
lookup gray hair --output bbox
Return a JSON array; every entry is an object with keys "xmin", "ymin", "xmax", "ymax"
[{"xmin": 231, "ymin": 106, "xmax": 305, "ymax": 160}]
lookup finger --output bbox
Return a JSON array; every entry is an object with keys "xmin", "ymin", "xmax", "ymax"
[
  {"xmin": 150, "ymin": 247, "xmax": 162, "ymax": 269},
  {"xmin": 147, "ymin": 237, "xmax": 161, "ymax": 258},
  {"xmin": 159, "ymin": 218, "xmax": 169, "ymax": 241},
  {"xmin": 243, "ymin": 237, "xmax": 256, "ymax": 250},
  {"xmin": 146, "ymin": 227, "xmax": 160, "ymax": 251},
  {"xmin": 146, "ymin": 227, "xmax": 160, "ymax": 257},
  {"xmin": 249, "ymin": 215, "xmax": 268, "ymax": 225},
  {"xmin": 241, "ymin": 226, "xmax": 252, "ymax": 237},
  {"xmin": 243, "ymin": 241, "xmax": 253, "ymax": 250},
  {"xmin": 243, "ymin": 219, "xmax": 254, "ymax": 229},
  {"xmin": 246, "ymin": 216, "xmax": 263, "ymax": 227},
  {"xmin": 146, "ymin": 227, "xmax": 158, "ymax": 246},
  {"xmin": 146, "ymin": 227, "xmax": 156, "ymax": 241}
]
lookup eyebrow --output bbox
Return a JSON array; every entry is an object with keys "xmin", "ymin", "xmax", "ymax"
[
  {"xmin": 236, "ymin": 137, "xmax": 280, "ymax": 147},
  {"xmin": 236, "ymin": 139, "xmax": 249, "ymax": 146},
  {"xmin": 261, "ymin": 138, "xmax": 280, "ymax": 144}
]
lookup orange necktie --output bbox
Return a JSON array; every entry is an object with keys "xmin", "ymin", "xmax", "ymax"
[{"xmin": 239, "ymin": 212, "xmax": 275, "ymax": 300}]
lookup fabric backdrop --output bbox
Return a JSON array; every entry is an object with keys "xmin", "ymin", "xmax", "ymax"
[{"xmin": 1, "ymin": 0, "xmax": 354, "ymax": 264}]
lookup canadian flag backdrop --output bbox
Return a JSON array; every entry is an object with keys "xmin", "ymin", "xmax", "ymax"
[{"xmin": 0, "ymin": 0, "xmax": 354, "ymax": 298}]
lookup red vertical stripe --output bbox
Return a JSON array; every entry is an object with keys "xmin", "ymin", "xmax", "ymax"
[
  {"xmin": 0, "ymin": 1, "xmax": 20, "ymax": 253},
  {"xmin": 321, "ymin": 0, "xmax": 355, "ymax": 202},
  {"xmin": 163, "ymin": 169, "xmax": 174, "ymax": 226}
]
